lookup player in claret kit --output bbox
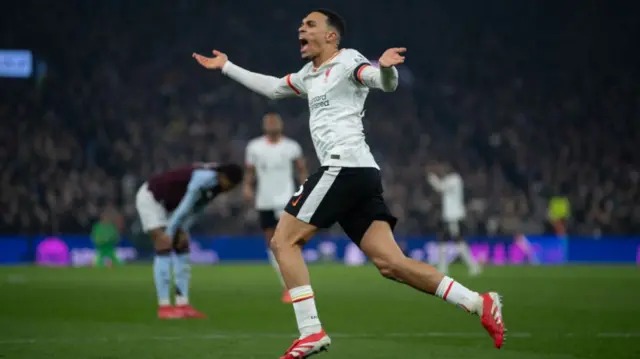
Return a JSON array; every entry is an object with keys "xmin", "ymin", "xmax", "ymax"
[
  {"xmin": 135, "ymin": 162, "xmax": 243, "ymax": 319},
  {"xmin": 193, "ymin": 8, "xmax": 505, "ymax": 357}
]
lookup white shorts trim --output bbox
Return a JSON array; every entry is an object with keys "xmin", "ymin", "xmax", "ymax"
[
  {"xmin": 297, "ymin": 167, "xmax": 341, "ymax": 223},
  {"xmin": 135, "ymin": 182, "xmax": 168, "ymax": 232}
]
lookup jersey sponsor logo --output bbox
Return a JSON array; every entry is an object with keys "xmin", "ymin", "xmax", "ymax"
[
  {"xmin": 258, "ymin": 158, "xmax": 290, "ymax": 171},
  {"xmin": 309, "ymin": 94, "xmax": 330, "ymax": 111}
]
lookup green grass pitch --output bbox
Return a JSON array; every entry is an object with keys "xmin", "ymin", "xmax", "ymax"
[{"xmin": 0, "ymin": 264, "xmax": 638, "ymax": 359}]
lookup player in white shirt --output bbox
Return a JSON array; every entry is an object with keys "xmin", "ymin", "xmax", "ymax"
[
  {"xmin": 427, "ymin": 163, "xmax": 481, "ymax": 276},
  {"xmin": 193, "ymin": 9, "xmax": 505, "ymax": 357},
  {"xmin": 244, "ymin": 112, "xmax": 308, "ymax": 304}
]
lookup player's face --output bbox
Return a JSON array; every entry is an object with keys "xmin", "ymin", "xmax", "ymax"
[
  {"xmin": 263, "ymin": 114, "xmax": 283, "ymax": 137},
  {"xmin": 299, "ymin": 12, "xmax": 336, "ymax": 59}
]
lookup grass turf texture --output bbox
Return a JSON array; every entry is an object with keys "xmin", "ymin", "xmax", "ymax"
[{"xmin": 0, "ymin": 265, "xmax": 638, "ymax": 359}]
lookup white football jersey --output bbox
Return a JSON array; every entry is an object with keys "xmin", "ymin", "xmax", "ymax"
[
  {"xmin": 285, "ymin": 49, "xmax": 379, "ymax": 168},
  {"xmin": 428, "ymin": 172, "xmax": 466, "ymax": 222},
  {"xmin": 245, "ymin": 136, "xmax": 302, "ymax": 210},
  {"xmin": 222, "ymin": 47, "xmax": 399, "ymax": 168}
]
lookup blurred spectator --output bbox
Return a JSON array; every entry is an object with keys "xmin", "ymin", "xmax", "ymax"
[{"xmin": 1, "ymin": 0, "xmax": 638, "ymax": 236}]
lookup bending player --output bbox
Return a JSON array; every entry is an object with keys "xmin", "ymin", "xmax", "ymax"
[
  {"xmin": 193, "ymin": 9, "xmax": 504, "ymax": 357},
  {"xmin": 135, "ymin": 162, "xmax": 243, "ymax": 319},
  {"xmin": 244, "ymin": 113, "xmax": 307, "ymax": 303},
  {"xmin": 427, "ymin": 162, "xmax": 481, "ymax": 276}
]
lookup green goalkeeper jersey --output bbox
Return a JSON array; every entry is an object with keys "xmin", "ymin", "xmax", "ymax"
[{"xmin": 91, "ymin": 222, "xmax": 120, "ymax": 247}]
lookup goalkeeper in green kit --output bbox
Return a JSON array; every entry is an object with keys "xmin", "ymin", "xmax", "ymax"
[{"xmin": 91, "ymin": 208, "xmax": 123, "ymax": 267}]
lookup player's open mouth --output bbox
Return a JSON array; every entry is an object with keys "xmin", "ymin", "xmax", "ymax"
[{"xmin": 300, "ymin": 39, "xmax": 309, "ymax": 53}]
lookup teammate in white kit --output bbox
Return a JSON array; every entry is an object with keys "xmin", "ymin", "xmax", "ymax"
[
  {"xmin": 427, "ymin": 162, "xmax": 481, "ymax": 276},
  {"xmin": 193, "ymin": 9, "xmax": 505, "ymax": 358},
  {"xmin": 244, "ymin": 112, "xmax": 308, "ymax": 303}
]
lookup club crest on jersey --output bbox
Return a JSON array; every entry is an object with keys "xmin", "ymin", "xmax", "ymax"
[{"xmin": 324, "ymin": 68, "xmax": 332, "ymax": 83}]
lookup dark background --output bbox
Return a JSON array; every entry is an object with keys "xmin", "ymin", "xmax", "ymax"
[{"xmin": 1, "ymin": 0, "xmax": 638, "ymax": 236}]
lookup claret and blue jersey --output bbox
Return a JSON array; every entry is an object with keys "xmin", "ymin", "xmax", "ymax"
[{"xmin": 147, "ymin": 165, "xmax": 222, "ymax": 237}]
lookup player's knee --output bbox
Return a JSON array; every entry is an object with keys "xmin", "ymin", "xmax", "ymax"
[
  {"xmin": 150, "ymin": 228, "xmax": 172, "ymax": 252},
  {"xmin": 156, "ymin": 248, "xmax": 172, "ymax": 256},
  {"xmin": 174, "ymin": 242, "xmax": 190, "ymax": 254},
  {"xmin": 263, "ymin": 229, "xmax": 275, "ymax": 247},
  {"xmin": 153, "ymin": 240, "xmax": 172, "ymax": 253},
  {"xmin": 269, "ymin": 234, "xmax": 284, "ymax": 253}
]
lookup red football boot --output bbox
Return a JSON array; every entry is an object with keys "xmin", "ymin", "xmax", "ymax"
[
  {"xmin": 176, "ymin": 304, "xmax": 207, "ymax": 318},
  {"xmin": 280, "ymin": 330, "xmax": 331, "ymax": 359},
  {"xmin": 157, "ymin": 305, "xmax": 181, "ymax": 319},
  {"xmin": 480, "ymin": 292, "xmax": 506, "ymax": 348}
]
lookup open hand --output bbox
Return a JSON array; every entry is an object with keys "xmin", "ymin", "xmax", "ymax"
[
  {"xmin": 192, "ymin": 50, "xmax": 228, "ymax": 70},
  {"xmin": 379, "ymin": 47, "xmax": 406, "ymax": 68}
]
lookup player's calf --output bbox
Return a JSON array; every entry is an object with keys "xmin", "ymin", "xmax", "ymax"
[
  {"xmin": 264, "ymin": 226, "xmax": 290, "ymax": 301},
  {"xmin": 362, "ymin": 221, "xmax": 444, "ymax": 293},
  {"xmin": 171, "ymin": 231, "xmax": 207, "ymax": 318},
  {"xmin": 173, "ymin": 233, "xmax": 191, "ymax": 306},
  {"xmin": 268, "ymin": 213, "xmax": 316, "ymax": 289},
  {"xmin": 154, "ymin": 247, "xmax": 178, "ymax": 319},
  {"xmin": 360, "ymin": 220, "xmax": 505, "ymax": 348},
  {"xmin": 151, "ymin": 229, "xmax": 180, "ymax": 319},
  {"xmin": 270, "ymin": 213, "xmax": 325, "ymax": 350}
]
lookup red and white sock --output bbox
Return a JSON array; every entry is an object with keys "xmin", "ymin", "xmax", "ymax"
[
  {"xmin": 435, "ymin": 276, "xmax": 481, "ymax": 314},
  {"xmin": 290, "ymin": 285, "xmax": 322, "ymax": 337},
  {"xmin": 176, "ymin": 295, "xmax": 189, "ymax": 306}
]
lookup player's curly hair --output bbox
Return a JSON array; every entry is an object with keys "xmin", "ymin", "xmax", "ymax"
[{"xmin": 216, "ymin": 163, "xmax": 244, "ymax": 185}]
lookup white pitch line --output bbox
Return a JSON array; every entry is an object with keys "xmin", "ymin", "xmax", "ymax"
[
  {"xmin": 597, "ymin": 332, "xmax": 640, "ymax": 338},
  {"xmin": 1, "ymin": 332, "xmax": 639, "ymax": 344}
]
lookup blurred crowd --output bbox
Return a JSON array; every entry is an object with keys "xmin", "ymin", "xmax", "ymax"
[{"xmin": 1, "ymin": 0, "xmax": 638, "ymax": 236}]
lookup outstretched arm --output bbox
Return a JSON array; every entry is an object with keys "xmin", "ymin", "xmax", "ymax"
[
  {"xmin": 427, "ymin": 173, "xmax": 445, "ymax": 192},
  {"xmin": 222, "ymin": 62, "xmax": 302, "ymax": 100},
  {"xmin": 427, "ymin": 173, "xmax": 458, "ymax": 194},
  {"xmin": 192, "ymin": 50, "xmax": 304, "ymax": 100},
  {"xmin": 355, "ymin": 64, "xmax": 399, "ymax": 92},
  {"xmin": 353, "ymin": 47, "xmax": 405, "ymax": 92}
]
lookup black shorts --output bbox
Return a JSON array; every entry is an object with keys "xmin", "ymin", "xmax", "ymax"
[
  {"xmin": 284, "ymin": 166, "xmax": 397, "ymax": 245},
  {"xmin": 258, "ymin": 209, "xmax": 279, "ymax": 230},
  {"xmin": 439, "ymin": 219, "xmax": 466, "ymax": 241}
]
